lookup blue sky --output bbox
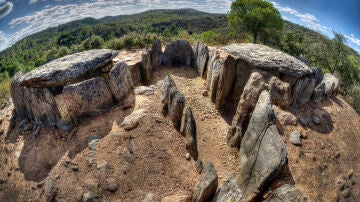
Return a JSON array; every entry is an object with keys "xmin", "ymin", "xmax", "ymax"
[{"xmin": 0, "ymin": 0, "xmax": 359, "ymax": 53}]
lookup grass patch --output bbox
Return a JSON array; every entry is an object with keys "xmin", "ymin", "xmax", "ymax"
[{"xmin": 0, "ymin": 78, "xmax": 12, "ymax": 105}]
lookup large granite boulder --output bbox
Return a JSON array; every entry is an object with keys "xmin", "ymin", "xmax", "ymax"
[
  {"xmin": 227, "ymin": 71, "xmax": 267, "ymax": 147},
  {"xmin": 264, "ymin": 184, "xmax": 306, "ymax": 202},
  {"xmin": 150, "ymin": 40, "xmax": 162, "ymax": 69},
  {"xmin": 212, "ymin": 172, "xmax": 242, "ymax": 202},
  {"xmin": 238, "ymin": 91, "xmax": 287, "ymax": 201},
  {"xmin": 11, "ymin": 72, "xmax": 61, "ymax": 126},
  {"xmin": 109, "ymin": 62, "xmax": 134, "ymax": 102},
  {"xmin": 193, "ymin": 41, "xmax": 209, "ymax": 78},
  {"xmin": 20, "ymin": 49, "xmax": 117, "ymax": 88},
  {"xmin": 55, "ymin": 77, "xmax": 113, "ymax": 128},
  {"xmin": 163, "ymin": 40, "xmax": 194, "ymax": 67},
  {"xmin": 193, "ymin": 162, "xmax": 218, "ymax": 202},
  {"xmin": 222, "ymin": 44, "xmax": 312, "ymax": 78},
  {"xmin": 168, "ymin": 87, "xmax": 185, "ymax": 131},
  {"xmin": 141, "ymin": 48, "xmax": 153, "ymax": 85},
  {"xmin": 323, "ymin": 73, "xmax": 339, "ymax": 97},
  {"xmin": 269, "ymin": 76, "xmax": 291, "ymax": 109},
  {"xmin": 181, "ymin": 107, "xmax": 198, "ymax": 161}
]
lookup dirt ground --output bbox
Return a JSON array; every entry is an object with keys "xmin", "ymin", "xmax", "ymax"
[
  {"xmin": 0, "ymin": 65, "xmax": 239, "ymax": 202},
  {"xmin": 0, "ymin": 64, "xmax": 359, "ymax": 202}
]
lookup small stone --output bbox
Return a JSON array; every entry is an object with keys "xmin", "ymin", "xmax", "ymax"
[
  {"xmin": 289, "ymin": 130, "xmax": 302, "ymax": 146},
  {"xmin": 342, "ymin": 188, "xmax": 351, "ymax": 198},
  {"xmin": 347, "ymin": 170, "xmax": 354, "ymax": 179},
  {"xmin": 312, "ymin": 116, "xmax": 321, "ymax": 125},
  {"xmin": 0, "ymin": 129, "xmax": 4, "ymax": 136},
  {"xmin": 88, "ymin": 136, "xmax": 100, "ymax": 150},
  {"xmin": 161, "ymin": 194, "xmax": 191, "ymax": 202},
  {"xmin": 185, "ymin": 153, "xmax": 191, "ymax": 161},
  {"xmin": 202, "ymin": 90, "xmax": 208, "ymax": 97},
  {"xmin": 23, "ymin": 123, "xmax": 34, "ymax": 131},
  {"xmin": 143, "ymin": 193, "xmax": 155, "ymax": 202},
  {"xmin": 0, "ymin": 118, "xmax": 3, "ymax": 124},
  {"xmin": 154, "ymin": 116, "xmax": 163, "ymax": 123},
  {"xmin": 105, "ymin": 178, "xmax": 118, "ymax": 193},
  {"xmin": 83, "ymin": 190, "xmax": 100, "ymax": 202},
  {"xmin": 195, "ymin": 159, "xmax": 203, "ymax": 174},
  {"xmin": 299, "ymin": 118, "xmax": 308, "ymax": 126},
  {"xmin": 97, "ymin": 160, "xmax": 108, "ymax": 170},
  {"xmin": 135, "ymin": 86, "xmax": 154, "ymax": 96},
  {"xmin": 320, "ymin": 142, "xmax": 325, "ymax": 149},
  {"xmin": 71, "ymin": 165, "xmax": 79, "ymax": 172},
  {"xmin": 334, "ymin": 152, "xmax": 340, "ymax": 159},
  {"xmin": 120, "ymin": 109, "xmax": 147, "ymax": 130}
]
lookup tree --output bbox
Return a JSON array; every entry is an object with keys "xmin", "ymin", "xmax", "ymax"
[{"xmin": 227, "ymin": 0, "xmax": 283, "ymax": 44}]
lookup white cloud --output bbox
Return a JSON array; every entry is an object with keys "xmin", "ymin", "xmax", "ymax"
[
  {"xmin": 344, "ymin": 34, "xmax": 360, "ymax": 53},
  {"xmin": 29, "ymin": 0, "xmax": 38, "ymax": 4},
  {"xmin": 0, "ymin": 0, "xmax": 232, "ymax": 51},
  {"xmin": 345, "ymin": 34, "xmax": 360, "ymax": 47},
  {"xmin": 0, "ymin": 1, "xmax": 13, "ymax": 19},
  {"xmin": 271, "ymin": 1, "xmax": 327, "ymax": 33}
]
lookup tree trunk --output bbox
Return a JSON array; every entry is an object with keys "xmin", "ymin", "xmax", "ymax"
[{"xmin": 253, "ymin": 32, "xmax": 257, "ymax": 44}]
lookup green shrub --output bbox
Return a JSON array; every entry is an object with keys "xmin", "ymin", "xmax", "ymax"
[
  {"xmin": 105, "ymin": 32, "xmax": 159, "ymax": 50},
  {"xmin": 56, "ymin": 46, "xmax": 71, "ymax": 58},
  {"xmin": 346, "ymin": 84, "xmax": 360, "ymax": 114},
  {"xmin": 82, "ymin": 35, "xmax": 104, "ymax": 50},
  {"xmin": 200, "ymin": 30, "xmax": 219, "ymax": 45}
]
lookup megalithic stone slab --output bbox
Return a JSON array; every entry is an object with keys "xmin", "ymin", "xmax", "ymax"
[
  {"xmin": 238, "ymin": 91, "xmax": 287, "ymax": 201},
  {"xmin": 20, "ymin": 49, "xmax": 118, "ymax": 88}
]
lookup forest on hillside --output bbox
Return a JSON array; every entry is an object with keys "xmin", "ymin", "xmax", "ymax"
[{"xmin": 0, "ymin": 9, "xmax": 360, "ymax": 112}]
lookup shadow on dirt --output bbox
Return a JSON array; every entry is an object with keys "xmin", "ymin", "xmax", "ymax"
[
  {"xmin": 5, "ymin": 93, "xmax": 135, "ymax": 182},
  {"xmin": 291, "ymin": 97, "xmax": 337, "ymax": 134}
]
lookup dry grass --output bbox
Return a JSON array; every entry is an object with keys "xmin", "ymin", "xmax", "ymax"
[{"xmin": 0, "ymin": 78, "xmax": 11, "ymax": 105}]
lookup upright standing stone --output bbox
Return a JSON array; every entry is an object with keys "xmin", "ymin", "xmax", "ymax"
[
  {"xmin": 55, "ymin": 77, "xmax": 113, "ymax": 129},
  {"xmin": 163, "ymin": 40, "xmax": 194, "ymax": 67},
  {"xmin": 206, "ymin": 50, "xmax": 219, "ymax": 91},
  {"xmin": 238, "ymin": 91, "xmax": 287, "ymax": 201},
  {"xmin": 11, "ymin": 71, "xmax": 61, "ymax": 126},
  {"xmin": 168, "ymin": 87, "xmax": 185, "ymax": 131},
  {"xmin": 227, "ymin": 71, "xmax": 267, "ymax": 147},
  {"xmin": 193, "ymin": 41, "xmax": 209, "ymax": 78},
  {"xmin": 292, "ymin": 77, "xmax": 316, "ymax": 107},
  {"xmin": 150, "ymin": 40, "xmax": 162, "ymax": 69},
  {"xmin": 212, "ymin": 172, "xmax": 243, "ymax": 202},
  {"xmin": 109, "ymin": 62, "xmax": 134, "ymax": 102},
  {"xmin": 182, "ymin": 107, "xmax": 198, "ymax": 160},
  {"xmin": 141, "ymin": 48, "xmax": 153, "ymax": 85},
  {"xmin": 193, "ymin": 162, "xmax": 218, "ymax": 202},
  {"xmin": 216, "ymin": 56, "xmax": 237, "ymax": 109},
  {"xmin": 157, "ymin": 76, "xmax": 177, "ymax": 114}
]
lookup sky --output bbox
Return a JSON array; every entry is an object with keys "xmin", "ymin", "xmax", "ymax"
[{"xmin": 0, "ymin": 0, "xmax": 359, "ymax": 53}]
